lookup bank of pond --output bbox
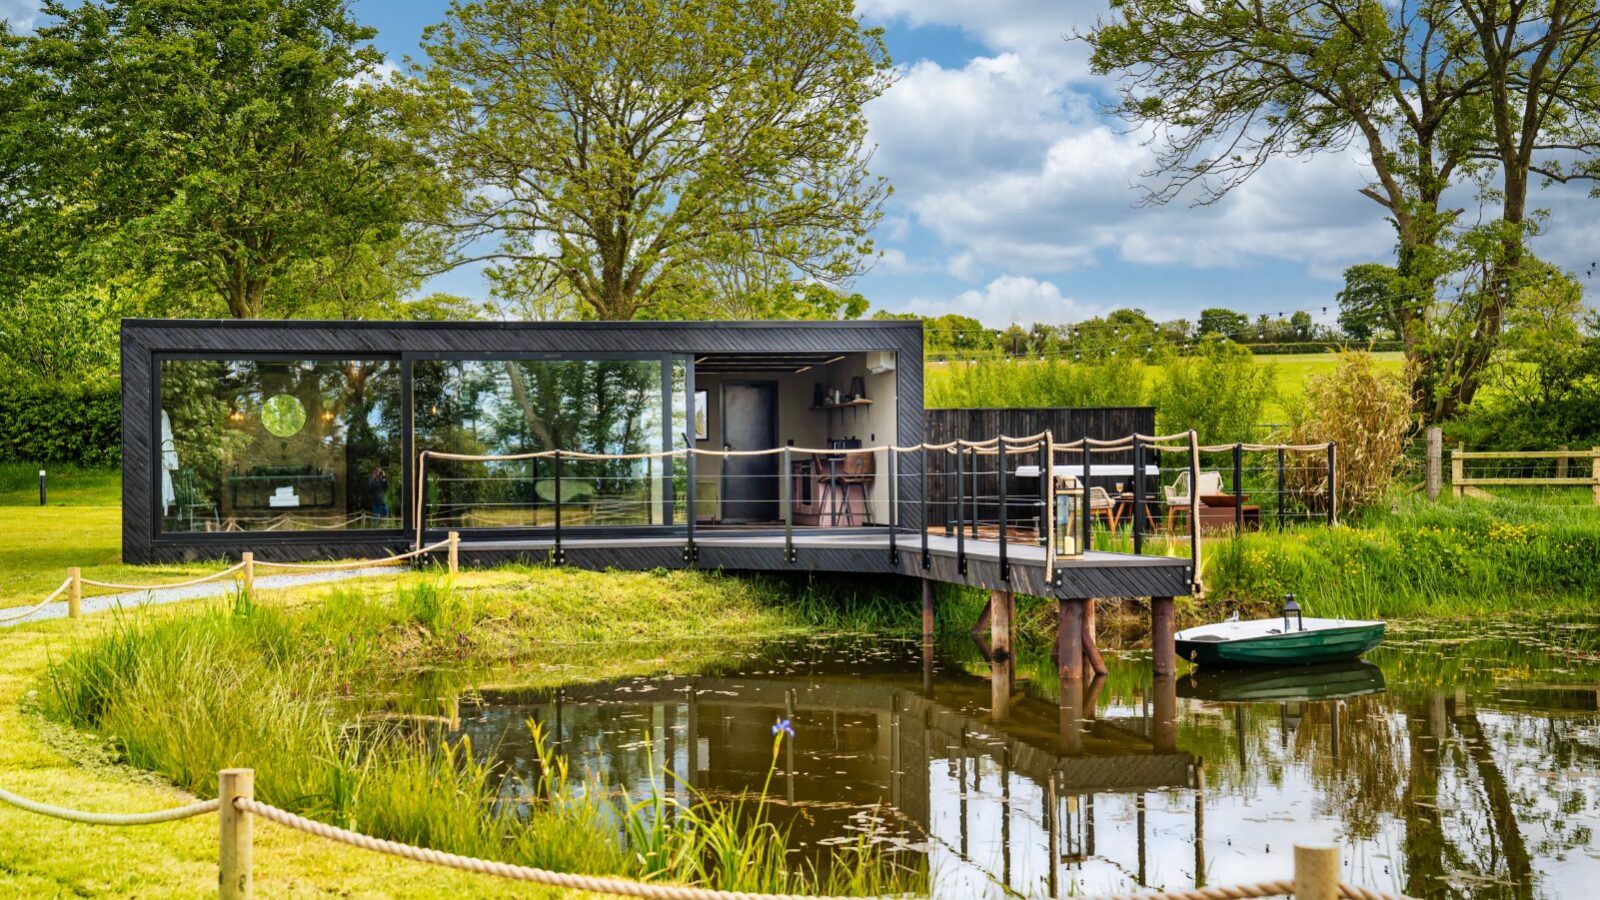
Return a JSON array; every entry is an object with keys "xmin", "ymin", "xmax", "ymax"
[{"xmin": 31, "ymin": 570, "xmax": 1600, "ymax": 899}]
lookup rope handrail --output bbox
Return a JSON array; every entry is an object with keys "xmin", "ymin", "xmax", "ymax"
[
  {"xmin": 0, "ymin": 577, "xmax": 71, "ymax": 623},
  {"xmin": 251, "ymin": 539, "xmax": 451, "ymax": 572},
  {"xmin": 80, "ymin": 562, "xmax": 249, "ymax": 592},
  {"xmin": 0, "ymin": 785, "xmax": 218, "ymax": 826},
  {"xmin": 235, "ymin": 797, "xmax": 886, "ymax": 900}
]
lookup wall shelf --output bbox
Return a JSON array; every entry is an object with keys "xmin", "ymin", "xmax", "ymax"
[{"xmin": 811, "ymin": 398, "xmax": 873, "ymax": 411}]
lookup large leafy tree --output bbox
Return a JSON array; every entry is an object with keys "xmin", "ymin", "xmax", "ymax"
[
  {"xmin": 1084, "ymin": 0, "xmax": 1600, "ymax": 422},
  {"xmin": 406, "ymin": 0, "xmax": 892, "ymax": 321},
  {"xmin": 1, "ymin": 0, "xmax": 430, "ymax": 320}
]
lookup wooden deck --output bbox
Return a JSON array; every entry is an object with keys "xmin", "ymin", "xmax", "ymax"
[{"xmin": 453, "ymin": 526, "xmax": 1193, "ymax": 601}]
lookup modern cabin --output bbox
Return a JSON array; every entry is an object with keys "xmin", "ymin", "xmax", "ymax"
[{"xmin": 121, "ymin": 318, "xmax": 923, "ymax": 564}]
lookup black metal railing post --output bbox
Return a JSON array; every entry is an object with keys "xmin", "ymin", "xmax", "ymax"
[
  {"xmin": 920, "ymin": 446, "xmax": 931, "ymax": 570},
  {"xmin": 1081, "ymin": 444, "xmax": 1092, "ymax": 553},
  {"xmin": 944, "ymin": 447, "xmax": 955, "ymax": 537},
  {"xmin": 552, "ymin": 450, "xmax": 565, "ymax": 565},
  {"xmin": 955, "ymin": 446, "xmax": 967, "ymax": 575},
  {"xmin": 1037, "ymin": 435, "xmax": 1050, "ymax": 547},
  {"xmin": 888, "ymin": 449, "xmax": 899, "ymax": 567},
  {"xmin": 1327, "ymin": 441, "xmax": 1337, "ymax": 525},
  {"xmin": 1188, "ymin": 433, "xmax": 1199, "ymax": 570},
  {"xmin": 997, "ymin": 441, "xmax": 1009, "ymax": 581},
  {"xmin": 969, "ymin": 445, "xmax": 980, "ymax": 539},
  {"xmin": 684, "ymin": 448, "xmax": 697, "ymax": 565},
  {"xmin": 1276, "ymin": 446, "xmax": 1287, "ymax": 532},
  {"xmin": 1132, "ymin": 437, "xmax": 1144, "ymax": 555},
  {"xmin": 782, "ymin": 446, "xmax": 794, "ymax": 563},
  {"xmin": 1233, "ymin": 443, "xmax": 1244, "ymax": 536}
]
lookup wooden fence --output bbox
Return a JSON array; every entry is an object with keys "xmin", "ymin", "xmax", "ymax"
[{"xmin": 1449, "ymin": 445, "xmax": 1600, "ymax": 503}]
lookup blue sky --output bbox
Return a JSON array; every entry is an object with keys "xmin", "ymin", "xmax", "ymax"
[{"xmin": 9, "ymin": 0, "xmax": 1600, "ymax": 327}]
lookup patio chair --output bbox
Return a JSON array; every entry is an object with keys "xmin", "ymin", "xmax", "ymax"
[
  {"xmin": 1163, "ymin": 471, "xmax": 1224, "ymax": 531},
  {"xmin": 1054, "ymin": 475, "xmax": 1119, "ymax": 532}
]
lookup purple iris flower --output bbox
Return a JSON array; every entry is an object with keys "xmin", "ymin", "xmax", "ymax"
[{"xmin": 772, "ymin": 718, "xmax": 794, "ymax": 738}]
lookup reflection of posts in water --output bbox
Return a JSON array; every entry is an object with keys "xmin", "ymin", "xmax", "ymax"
[
  {"xmin": 1000, "ymin": 744, "xmax": 1012, "ymax": 889},
  {"xmin": 1136, "ymin": 793, "xmax": 1147, "ymax": 885},
  {"xmin": 1046, "ymin": 772, "xmax": 1059, "ymax": 899},
  {"xmin": 921, "ymin": 578, "xmax": 935, "ymax": 638},
  {"xmin": 957, "ymin": 731, "xmax": 969, "ymax": 857},
  {"xmin": 784, "ymin": 687, "xmax": 796, "ymax": 804},
  {"xmin": 889, "ymin": 694, "xmax": 902, "ymax": 809},
  {"xmin": 685, "ymin": 681, "xmax": 698, "ymax": 792},
  {"xmin": 1153, "ymin": 674, "xmax": 1177, "ymax": 753},
  {"xmin": 1329, "ymin": 699, "xmax": 1340, "ymax": 762},
  {"xmin": 1194, "ymin": 761, "xmax": 1206, "ymax": 888},
  {"xmin": 991, "ymin": 656, "xmax": 1012, "ymax": 722},
  {"xmin": 1403, "ymin": 692, "xmax": 1448, "ymax": 899},
  {"xmin": 1083, "ymin": 673, "xmax": 1106, "ymax": 720},
  {"xmin": 662, "ymin": 702, "xmax": 677, "ymax": 808},
  {"xmin": 1058, "ymin": 598, "xmax": 1084, "ymax": 681},
  {"xmin": 1234, "ymin": 704, "xmax": 1247, "ymax": 771},
  {"xmin": 1083, "ymin": 598, "xmax": 1109, "ymax": 676},
  {"xmin": 1059, "ymin": 672, "xmax": 1083, "ymax": 756},
  {"xmin": 921, "ymin": 634, "xmax": 934, "ymax": 696},
  {"xmin": 1151, "ymin": 596, "xmax": 1176, "ymax": 676}
]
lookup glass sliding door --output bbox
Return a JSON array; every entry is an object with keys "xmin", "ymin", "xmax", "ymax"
[
  {"xmin": 413, "ymin": 358, "xmax": 668, "ymax": 529},
  {"xmin": 157, "ymin": 358, "xmax": 403, "ymax": 533}
]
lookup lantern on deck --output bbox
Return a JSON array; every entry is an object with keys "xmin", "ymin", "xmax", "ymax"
[{"xmin": 1053, "ymin": 477, "xmax": 1083, "ymax": 557}]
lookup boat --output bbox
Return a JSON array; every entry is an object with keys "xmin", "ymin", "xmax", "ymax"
[
  {"xmin": 1178, "ymin": 660, "xmax": 1386, "ymax": 703},
  {"xmin": 1174, "ymin": 597, "xmax": 1384, "ymax": 667}
]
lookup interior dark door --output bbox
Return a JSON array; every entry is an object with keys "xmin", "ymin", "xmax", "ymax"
[{"xmin": 720, "ymin": 382, "xmax": 778, "ymax": 524}]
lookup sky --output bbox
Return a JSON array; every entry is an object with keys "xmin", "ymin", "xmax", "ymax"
[{"xmin": 7, "ymin": 0, "xmax": 1600, "ymax": 329}]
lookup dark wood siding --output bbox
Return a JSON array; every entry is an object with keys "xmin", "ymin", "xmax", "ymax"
[{"xmin": 921, "ymin": 407, "xmax": 1157, "ymax": 529}]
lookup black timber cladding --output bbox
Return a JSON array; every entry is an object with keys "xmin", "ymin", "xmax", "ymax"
[{"xmin": 121, "ymin": 318, "xmax": 925, "ymax": 563}]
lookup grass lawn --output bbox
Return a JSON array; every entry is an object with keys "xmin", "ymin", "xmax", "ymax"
[
  {"xmin": 0, "ymin": 463, "xmax": 218, "ymax": 612},
  {"xmin": 1259, "ymin": 350, "xmax": 1405, "ymax": 423}
]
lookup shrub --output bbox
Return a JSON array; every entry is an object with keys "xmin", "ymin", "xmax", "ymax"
[
  {"xmin": 1151, "ymin": 336, "xmax": 1276, "ymax": 442},
  {"xmin": 1279, "ymin": 352, "xmax": 1413, "ymax": 514},
  {"xmin": 0, "ymin": 380, "xmax": 121, "ymax": 466},
  {"xmin": 925, "ymin": 356, "xmax": 1148, "ymax": 408}
]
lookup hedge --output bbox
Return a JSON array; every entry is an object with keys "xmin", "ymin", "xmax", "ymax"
[{"xmin": 0, "ymin": 381, "xmax": 120, "ymax": 467}]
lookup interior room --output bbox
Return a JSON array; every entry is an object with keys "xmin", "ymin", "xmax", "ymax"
[{"xmin": 691, "ymin": 350, "xmax": 898, "ymax": 528}]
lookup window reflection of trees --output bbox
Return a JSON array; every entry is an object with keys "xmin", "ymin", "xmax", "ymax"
[{"xmin": 414, "ymin": 359, "xmax": 665, "ymax": 528}]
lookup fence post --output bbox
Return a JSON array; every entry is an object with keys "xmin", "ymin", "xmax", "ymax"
[
  {"xmin": 1326, "ymin": 442, "xmax": 1337, "ymax": 525},
  {"xmin": 1293, "ymin": 844, "xmax": 1340, "ymax": 900},
  {"xmin": 1592, "ymin": 447, "xmax": 1600, "ymax": 506},
  {"xmin": 1425, "ymin": 427, "xmax": 1442, "ymax": 501},
  {"xmin": 1232, "ymin": 444, "xmax": 1243, "ymax": 536},
  {"xmin": 446, "ymin": 532, "xmax": 459, "ymax": 574},
  {"xmin": 781, "ymin": 446, "xmax": 794, "ymax": 564},
  {"xmin": 1556, "ymin": 445, "xmax": 1568, "ymax": 480},
  {"xmin": 242, "ymin": 552, "xmax": 254, "ymax": 592},
  {"xmin": 1276, "ymin": 447, "xmax": 1287, "ymax": 531},
  {"xmin": 218, "ymin": 768, "xmax": 254, "ymax": 900},
  {"xmin": 1451, "ymin": 443, "xmax": 1465, "ymax": 499},
  {"xmin": 997, "ymin": 441, "xmax": 1009, "ymax": 581},
  {"xmin": 68, "ymin": 567, "xmax": 81, "ymax": 619},
  {"xmin": 1132, "ymin": 437, "xmax": 1144, "ymax": 555}
]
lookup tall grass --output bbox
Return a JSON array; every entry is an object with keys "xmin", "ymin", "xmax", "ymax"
[
  {"xmin": 1203, "ymin": 493, "xmax": 1600, "ymax": 619},
  {"xmin": 926, "ymin": 357, "xmax": 1148, "ymax": 408},
  {"xmin": 42, "ymin": 580, "xmax": 921, "ymax": 894}
]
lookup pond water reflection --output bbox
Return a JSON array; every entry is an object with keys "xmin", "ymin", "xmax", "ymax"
[{"xmin": 448, "ymin": 619, "xmax": 1600, "ymax": 899}]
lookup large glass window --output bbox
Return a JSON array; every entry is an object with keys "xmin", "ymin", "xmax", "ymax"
[
  {"xmin": 414, "ymin": 359, "xmax": 668, "ymax": 529},
  {"xmin": 158, "ymin": 358, "xmax": 403, "ymax": 533}
]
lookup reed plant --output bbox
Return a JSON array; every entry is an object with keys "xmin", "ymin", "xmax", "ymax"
[{"xmin": 42, "ymin": 579, "xmax": 922, "ymax": 895}]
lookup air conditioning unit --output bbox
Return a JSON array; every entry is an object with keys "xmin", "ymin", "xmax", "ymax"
[{"xmin": 866, "ymin": 351, "xmax": 896, "ymax": 374}]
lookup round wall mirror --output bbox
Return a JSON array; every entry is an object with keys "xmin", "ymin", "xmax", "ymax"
[{"xmin": 261, "ymin": 394, "xmax": 307, "ymax": 438}]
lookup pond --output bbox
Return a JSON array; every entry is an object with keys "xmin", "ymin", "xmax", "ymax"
[{"xmin": 443, "ymin": 618, "xmax": 1600, "ymax": 899}]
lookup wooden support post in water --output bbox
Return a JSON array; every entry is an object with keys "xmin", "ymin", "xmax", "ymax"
[
  {"xmin": 1058, "ymin": 666, "xmax": 1083, "ymax": 756},
  {"xmin": 218, "ymin": 768, "xmax": 254, "ymax": 899},
  {"xmin": 1151, "ymin": 596, "xmax": 1176, "ymax": 676},
  {"xmin": 1294, "ymin": 844, "xmax": 1341, "ymax": 900},
  {"xmin": 921, "ymin": 578, "xmax": 935, "ymax": 638},
  {"xmin": 241, "ymin": 552, "xmax": 254, "ymax": 592},
  {"xmin": 447, "ymin": 531, "xmax": 459, "ymax": 574},
  {"xmin": 1425, "ymin": 427, "xmax": 1442, "ymax": 501},
  {"xmin": 990, "ymin": 589, "xmax": 1012, "ymax": 659},
  {"xmin": 990, "ymin": 656, "xmax": 1011, "ymax": 722},
  {"xmin": 1152, "ymin": 674, "xmax": 1177, "ymax": 753},
  {"xmin": 67, "ymin": 567, "xmax": 81, "ymax": 619},
  {"xmin": 1058, "ymin": 598, "xmax": 1084, "ymax": 681},
  {"xmin": 1083, "ymin": 598, "xmax": 1108, "ymax": 677}
]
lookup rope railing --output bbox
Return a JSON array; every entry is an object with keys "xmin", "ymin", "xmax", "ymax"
[
  {"xmin": 0, "ymin": 538, "xmax": 459, "ymax": 627},
  {"xmin": 0, "ymin": 767, "xmax": 1408, "ymax": 900}
]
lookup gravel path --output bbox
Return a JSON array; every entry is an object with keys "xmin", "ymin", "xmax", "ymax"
[{"xmin": 0, "ymin": 566, "xmax": 408, "ymax": 628}]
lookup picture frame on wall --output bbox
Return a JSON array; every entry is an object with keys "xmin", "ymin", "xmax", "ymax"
[{"xmin": 694, "ymin": 389, "xmax": 709, "ymax": 440}]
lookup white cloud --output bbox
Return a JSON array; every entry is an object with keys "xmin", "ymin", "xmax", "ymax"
[
  {"xmin": 0, "ymin": 1, "xmax": 40, "ymax": 31},
  {"xmin": 904, "ymin": 275, "xmax": 1096, "ymax": 327}
]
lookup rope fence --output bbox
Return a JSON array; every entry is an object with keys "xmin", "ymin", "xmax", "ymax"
[
  {"xmin": 0, "ymin": 765, "xmax": 1411, "ymax": 900},
  {"xmin": 0, "ymin": 538, "xmax": 459, "ymax": 626}
]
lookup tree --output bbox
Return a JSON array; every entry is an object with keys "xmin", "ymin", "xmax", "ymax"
[
  {"xmin": 1151, "ymin": 336, "xmax": 1276, "ymax": 442},
  {"xmin": 1084, "ymin": 0, "xmax": 1600, "ymax": 422},
  {"xmin": 1337, "ymin": 263, "xmax": 1402, "ymax": 341},
  {"xmin": 1198, "ymin": 308, "xmax": 1249, "ymax": 339},
  {"xmin": 407, "ymin": 0, "xmax": 892, "ymax": 321},
  {"xmin": 1, "ymin": 0, "xmax": 432, "ymax": 319}
]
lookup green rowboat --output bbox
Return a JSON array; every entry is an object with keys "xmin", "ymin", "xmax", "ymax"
[{"xmin": 1175, "ymin": 614, "xmax": 1384, "ymax": 668}]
